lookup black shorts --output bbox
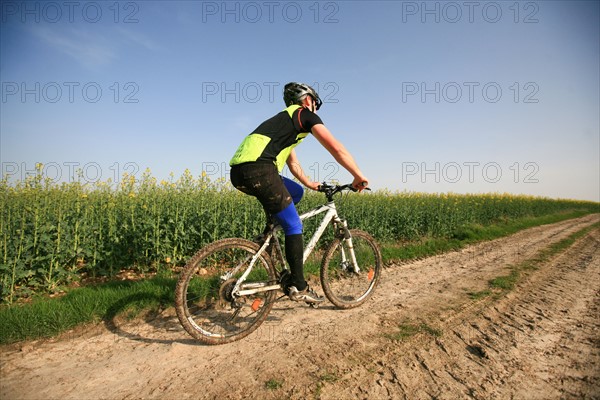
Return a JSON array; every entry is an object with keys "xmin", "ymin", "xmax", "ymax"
[{"xmin": 230, "ymin": 162, "xmax": 293, "ymax": 215}]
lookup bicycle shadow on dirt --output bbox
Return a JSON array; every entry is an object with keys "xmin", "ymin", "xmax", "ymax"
[
  {"xmin": 101, "ymin": 278, "xmax": 201, "ymax": 346},
  {"xmin": 101, "ymin": 278, "xmax": 338, "ymax": 346}
]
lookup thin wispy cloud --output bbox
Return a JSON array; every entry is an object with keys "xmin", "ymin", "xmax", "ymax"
[
  {"xmin": 29, "ymin": 25, "xmax": 159, "ymax": 71},
  {"xmin": 30, "ymin": 25, "xmax": 116, "ymax": 70}
]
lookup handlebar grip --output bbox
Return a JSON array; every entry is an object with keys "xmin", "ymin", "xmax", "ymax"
[{"xmin": 352, "ymin": 181, "xmax": 368, "ymax": 191}]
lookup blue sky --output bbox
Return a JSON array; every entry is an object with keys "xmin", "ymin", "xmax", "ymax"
[{"xmin": 1, "ymin": 0, "xmax": 599, "ymax": 201}]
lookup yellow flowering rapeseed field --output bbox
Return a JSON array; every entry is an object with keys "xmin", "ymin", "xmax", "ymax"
[{"xmin": 1, "ymin": 166, "xmax": 597, "ymax": 302}]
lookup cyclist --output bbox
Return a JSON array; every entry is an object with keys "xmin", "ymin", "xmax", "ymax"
[{"xmin": 229, "ymin": 82, "xmax": 368, "ymax": 304}]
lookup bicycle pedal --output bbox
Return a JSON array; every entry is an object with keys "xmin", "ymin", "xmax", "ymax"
[{"xmin": 276, "ymin": 294, "xmax": 288, "ymax": 302}]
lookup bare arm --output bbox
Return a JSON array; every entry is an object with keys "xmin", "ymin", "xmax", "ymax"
[
  {"xmin": 311, "ymin": 124, "xmax": 369, "ymax": 189},
  {"xmin": 286, "ymin": 149, "xmax": 320, "ymax": 190}
]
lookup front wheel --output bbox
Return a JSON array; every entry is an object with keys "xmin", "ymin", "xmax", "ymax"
[
  {"xmin": 320, "ymin": 230, "xmax": 382, "ymax": 309},
  {"xmin": 175, "ymin": 238, "xmax": 276, "ymax": 345}
]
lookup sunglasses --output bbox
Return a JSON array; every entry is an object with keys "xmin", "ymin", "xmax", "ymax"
[{"xmin": 310, "ymin": 94, "xmax": 323, "ymax": 110}]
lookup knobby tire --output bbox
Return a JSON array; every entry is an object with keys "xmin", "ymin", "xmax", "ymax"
[
  {"xmin": 175, "ymin": 238, "xmax": 276, "ymax": 345},
  {"xmin": 320, "ymin": 230, "xmax": 382, "ymax": 309}
]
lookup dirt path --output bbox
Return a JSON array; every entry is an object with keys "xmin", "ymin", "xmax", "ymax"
[{"xmin": 2, "ymin": 215, "xmax": 599, "ymax": 400}]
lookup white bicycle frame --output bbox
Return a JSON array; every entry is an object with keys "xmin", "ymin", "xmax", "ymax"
[{"xmin": 231, "ymin": 200, "xmax": 359, "ymax": 297}]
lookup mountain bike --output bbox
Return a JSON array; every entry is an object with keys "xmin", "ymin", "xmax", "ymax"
[{"xmin": 175, "ymin": 182, "xmax": 382, "ymax": 345}]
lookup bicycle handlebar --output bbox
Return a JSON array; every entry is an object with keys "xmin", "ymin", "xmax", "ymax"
[{"xmin": 317, "ymin": 182, "xmax": 370, "ymax": 201}]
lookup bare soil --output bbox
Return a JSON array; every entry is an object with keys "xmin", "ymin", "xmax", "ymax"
[{"xmin": 2, "ymin": 215, "xmax": 599, "ymax": 400}]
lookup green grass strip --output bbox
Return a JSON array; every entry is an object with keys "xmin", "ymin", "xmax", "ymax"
[
  {"xmin": 0, "ymin": 276, "xmax": 175, "ymax": 345},
  {"xmin": 386, "ymin": 322, "xmax": 443, "ymax": 342},
  {"xmin": 381, "ymin": 210, "xmax": 594, "ymax": 263}
]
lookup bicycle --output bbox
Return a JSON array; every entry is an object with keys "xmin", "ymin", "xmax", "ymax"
[{"xmin": 175, "ymin": 182, "xmax": 383, "ymax": 345}]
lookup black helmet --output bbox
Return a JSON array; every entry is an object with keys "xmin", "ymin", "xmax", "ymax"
[{"xmin": 283, "ymin": 82, "xmax": 322, "ymax": 110}]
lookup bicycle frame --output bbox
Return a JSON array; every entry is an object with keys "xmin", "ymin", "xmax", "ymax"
[
  {"xmin": 297, "ymin": 201, "xmax": 340, "ymax": 263},
  {"xmin": 231, "ymin": 199, "xmax": 359, "ymax": 297}
]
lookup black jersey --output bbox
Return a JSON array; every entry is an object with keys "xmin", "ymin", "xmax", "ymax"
[{"xmin": 230, "ymin": 105, "xmax": 323, "ymax": 171}]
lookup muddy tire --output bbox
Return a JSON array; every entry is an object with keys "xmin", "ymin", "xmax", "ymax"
[
  {"xmin": 175, "ymin": 238, "xmax": 276, "ymax": 345},
  {"xmin": 320, "ymin": 230, "xmax": 382, "ymax": 309}
]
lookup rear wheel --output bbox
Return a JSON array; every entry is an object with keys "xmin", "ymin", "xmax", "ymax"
[
  {"xmin": 320, "ymin": 230, "xmax": 382, "ymax": 309},
  {"xmin": 175, "ymin": 238, "xmax": 276, "ymax": 345}
]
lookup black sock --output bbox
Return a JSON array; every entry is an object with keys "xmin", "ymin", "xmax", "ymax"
[{"xmin": 285, "ymin": 234, "xmax": 307, "ymax": 291}]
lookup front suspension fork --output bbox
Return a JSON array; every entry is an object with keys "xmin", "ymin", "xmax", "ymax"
[{"xmin": 335, "ymin": 219, "xmax": 360, "ymax": 273}]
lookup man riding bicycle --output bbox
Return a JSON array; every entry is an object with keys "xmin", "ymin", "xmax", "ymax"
[{"xmin": 230, "ymin": 82, "xmax": 368, "ymax": 304}]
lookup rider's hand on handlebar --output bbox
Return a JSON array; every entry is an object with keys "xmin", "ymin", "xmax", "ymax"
[
  {"xmin": 352, "ymin": 177, "xmax": 369, "ymax": 192},
  {"xmin": 307, "ymin": 181, "xmax": 321, "ymax": 191}
]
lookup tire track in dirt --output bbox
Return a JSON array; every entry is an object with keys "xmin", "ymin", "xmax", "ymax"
[
  {"xmin": 316, "ymin": 215, "xmax": 600, "ymax": 400},
  {"xmin": 1, "ymin": 214, "xmax": 598, "ymax": 400}
]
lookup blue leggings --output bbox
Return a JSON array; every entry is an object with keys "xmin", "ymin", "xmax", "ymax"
[
  {"xmin": 282, "ymin": 176, "xmax": 304, "ymax": 205},
  {"xmin": 274, "ymin": 176, "xmax": 303, "ymax": 235}
]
